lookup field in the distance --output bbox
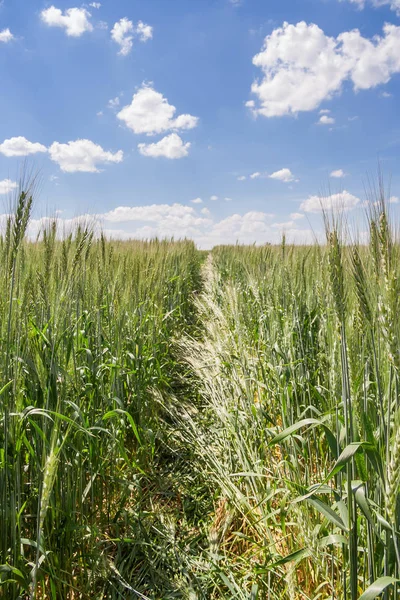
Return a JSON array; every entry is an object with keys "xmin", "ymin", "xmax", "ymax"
[{"xmin": 1, "ymin": 189, "xmax": 400, "ymax": 599}]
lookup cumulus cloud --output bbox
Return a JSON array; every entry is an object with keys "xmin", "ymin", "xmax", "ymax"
[
  {"xmin": 269, "ymin": 167, "xmax": 296, "ymax": 182},
  {"xmin": 210, "ymin": 195, "xmax": 218, "ymax": 201},
  {"xmin": 0, "ymin": 136, "xmax": 47, "ymax": 157},
  {"xmin": 250, "ymin": 172, "xmax": 261, "ymax": 179},
  {"xmin": 103, "ymin": 203, "xmax": 193, "ymax": 221},
  {"xmin": 344, "ymin": 0, "xmax": 400, "ymax": 15},
  {"xmin": 237, "ymin": 175, "xmax": 246, "ymax": 181},
  {"xmin": 101, "ymin": 204, "xmax": 211, "ymax": 241},
  {"xmin": 21, "ymin": 215, "xmax": 97, "ymax": 240},
  {"xmin": 111, "ymin": 18, "xmax": 134, "ymax": 55},
  {"xmin": 249, "ymin": 21, "xmax": 400, "ymax": 117},
  {"xmin": 108, "ymin": 96, "xmax": 120, "ymax": 110},
  {"xmin": 390, "ymin": 196, "xmax": 399, "ymax": 204},
  {"xmin": 319, "ymin": 115, "xmax": 335, "ymax": 125},
  {"xmin": 290, "ymin": 212, "xmax": 305, "ymax": 220},
  {"xmin": 111, "ymin": 18, "xmax": 152, "ymax": 55},
  {"xmin": 300, "ymin": 190, "xmax": 360, "ymax": 213},
  {"xmin": 1, "ymin": 201, "xmax": 315, "ymax": 248},
  {"xmin": 41, "ymin": 6, "xmax": 93, "ymax": 37},
  {"xmin": 344, "ymin": 0, "xmax": 366, "ymax": 6},
  {"xmin": 138, "ymin": 133, "xmax": 190, "ymax": 159},
  {"xmin": 49, "ymin": 139, "xmax": 123, "ymax": 172},
  {"xmin": 193, "ymin": 211, "xmax": 316, "ymax": 247},
  {"xmin": 89, "ymin": 2, "xmax": 101, "ymax": 8},
  {"xmin": 0, "ymin": 179, "xmax": 18, "ymax": 195},
  {"xmin": 272, "ymin": 220, "xmax": 296, "ymax": 229},
  {"xmin": 136, "ymin": 21, "xmax": 153, "ymax": 42},
  {"xmin": 117, "ymin": 85, "xmax": 198, "ymax": 135},
  {"xmin": 0, "ymin": 28, "xmax": 14, "ymax": 43},
  {"xmin": 330, "ymin": 169, "xmax": 345, "ymax": 177},
  {"xmin": 191, "ymin": 197, "xmax": 203, "ymax": 204}
]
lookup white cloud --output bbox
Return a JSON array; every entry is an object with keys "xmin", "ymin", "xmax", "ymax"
[
  {"xmin": 269, "ymin": 167, "xmax": 296, "ymax": 182},
  {"xmin": 330, "ymin": 168, "xmax": 345, "ymax": 177},
  {"xmin": 390, "ymin": 196, "xmax": 399, "ymax": 204},
  {"xmin": 191, "ymin": 197, "xmax": 203, "ymax": 204},
  {"xmin": 101, "ymin": 204, "xmax": 211, "ymax": 241},
  {"xmin": 138, "ymin": 133, "xmax": 190, "ymax": 159},
  {"xmin": 210, "ymin": 195, "xmax": 218, "ymax": 201},
  {"xmin": 290, "ymin": 212, "xmax": 305, "ymax": 220},
  {"xmin": 225, "ymin": 197, "xmax": 233, "ymax": 202},
  {"xmin": 249, "ymin": 21, "xmax": 400, "ymax": 117},
  {"xmin": 300, "ymin": 190, "xmax": 360, "ymax": 213},
  {"xmin": 237, "ymin": 175, "xmax": 246, "ymax": 181},
  {"xmin": 117, "ymin": 85, "xmax": 198, "ymax": 135},
  {"xmin": 198, "ymin": 211, "xmax": 277, "ymax": 247},
  {"xmin": 0, "ymin": 179, "xmax": 18, "ymax": 195},
  {"xmin": 319, "ymin": 115, "xmax": 335, "ymax": 125},
  {"xmin": 111, "ymin": 18, "xmax": 134, "ymax": 56},
  {"xmin": 23, "ymin": 215, "xmax": 96, "ymax": 239},
  {"xmin": 345, "ymin": 0, "xmax": 365, "ymax": 6},
  {"xmin": 272, "ymin": 220, "xmax": 295, "ymax": 229},
  {"xmin": 102, "ymin": 203, "xmax": 197, "ymax": 222},
  {"xmin": 0, "ymin": 28, "xmax": 14, "ymax": 43},
  {"xmin": 319, "ymin": 109, "xmax": 331, "ymax": 114},
  {"xmin": 111, "ymin": 18, "xmax": 153, "ymax": 55},
  {"xmin": 250, "ymin": 172, "xmax": 261, "ymax": 179},
  {"xmin": 41, "ymin": 6, "xmax": 93, "ymax": 37},
  {"xmin": 108, "ymin": 96, "xmax": 120, "ymax": 109},
  {"xmin": 89, "ymin": 2, "xmax": 101, "ymax": 8},
  {"xmin": 136, "ymin": 21, "xmax": 153, "ymax": 42},
  {"xmin": 49, "ymin": 139, "xmax": 123, "ymax": 172},
  {"xmin": 381, "ymin": 91, "xmax": 392, "ymax": 97},
  {"xmin": 2, "ymin": 201, "xmax": 316, "ymax": 249},
  {"xmin": 0, "ymin": 136, "xmax": 48, "ymax": 157},
  {"xmin": 344, "ymin": 0, "xmax": 400, "ymax": 16},
  {"xmin": 204, "ymin": 211, "xmax": 271, "ymax": 239}
]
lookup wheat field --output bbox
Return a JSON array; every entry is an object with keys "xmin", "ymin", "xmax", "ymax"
[{"xmin": 1, "ymin": 185, "xmax": 400, "ymax": 599}]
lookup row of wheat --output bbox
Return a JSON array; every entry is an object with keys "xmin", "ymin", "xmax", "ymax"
[
  {"xmin": 0, "ymin": 183, "xmax": 203, "ymax": 598},
  {"xmin": 162, "ymin": 198, "xmax": 400, "ymax": 597}
]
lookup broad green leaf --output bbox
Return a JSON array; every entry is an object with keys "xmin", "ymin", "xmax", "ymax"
[
  {"xmin": 257, "ymin": 547, "xmax": 312, "ymax": 571},
  {"xmin": 103, "ymin": 409, "xmax": 141, "ymax": 444},
  {"xmin": 307, "ymin": 496, "xmax": 348, "ymax": 531},
  {"xmin": 359, "ymin": 576, "xmax": 399, "ymax": 600},
  {"xmin": 269, "ymin": 418, "xmax": 323, "ymax": 446},
  {"xmin": 326, "ymin": 442, "xmax": 375, "ymax": 481},
  {"xmin": 318, "ymin": 534, "xmax": 348, "ymax": 548},
  {"xmin": 321, "ymin": 424, "xmax": 340, "ymax": 459},
  {"xmin": 352, "ymin": 481, "xmax": 376, "ymax": 530},
  {"xmin": 299, "ymin": 442, "xmax": 380, "ymax": 503}
]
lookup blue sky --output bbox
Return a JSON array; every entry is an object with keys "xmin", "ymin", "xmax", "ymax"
[{"xmin": 0, "ymin": 0, "xmax": 399, "ymax": 247}]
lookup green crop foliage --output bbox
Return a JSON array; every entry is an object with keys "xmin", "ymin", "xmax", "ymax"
[{"xmin": 2, "ymin": 184, "xmax": 400, "ymax": 599}]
